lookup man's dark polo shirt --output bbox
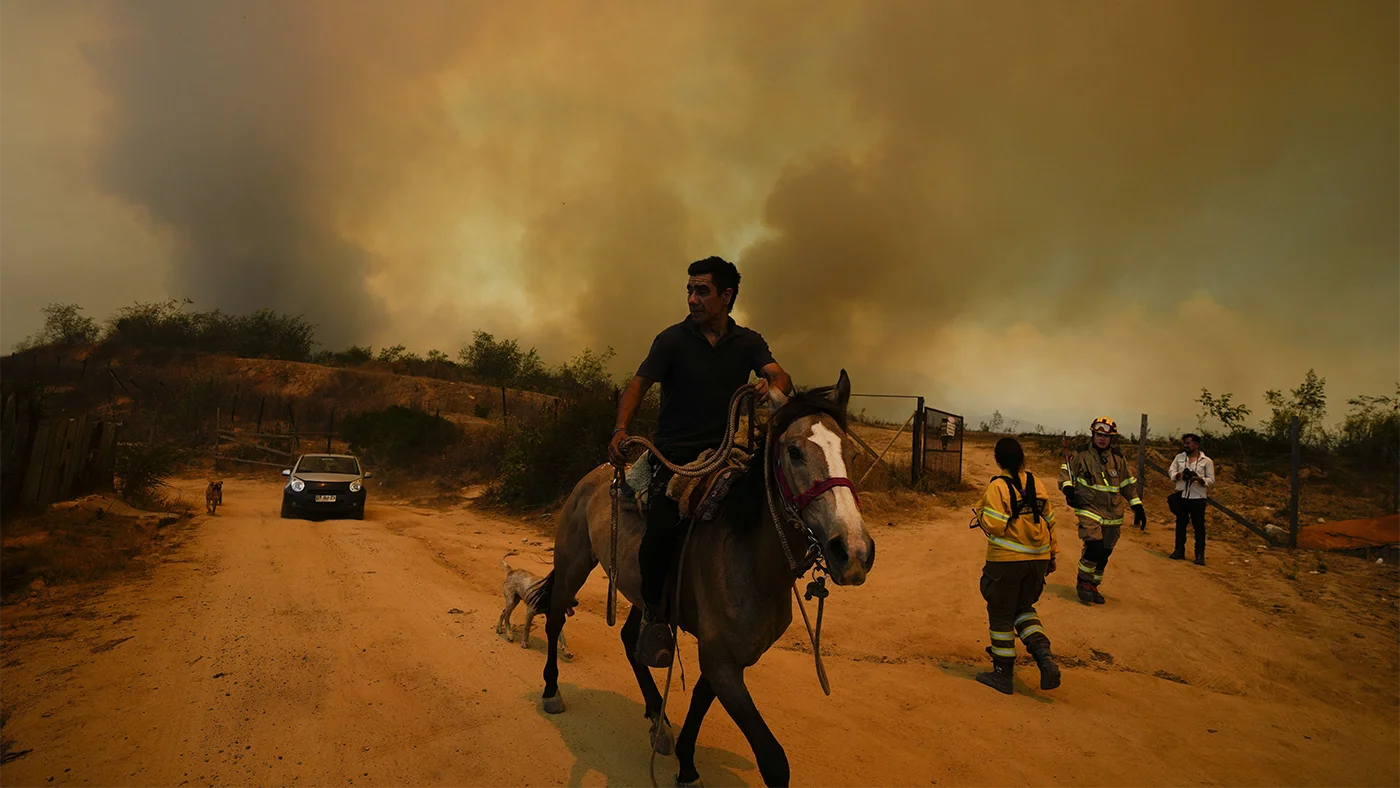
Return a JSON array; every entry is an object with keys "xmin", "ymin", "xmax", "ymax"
[{"xmin": 637, "ymin": 316, "xmax": 775, "ymax": 453}]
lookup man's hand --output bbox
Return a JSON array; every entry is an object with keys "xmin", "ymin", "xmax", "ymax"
[
  {"xmin": 753, "ymin": 377, "xmax": 770, "ymax": 399},
  {"xmin": 608, "ymin": 430, "xmax": 629, "ymax": 470},
  {"xmin": 1063, "ymin": 489, "xmax": 1079, "ymax": 509},
  {"xmin": 1047, "ymin": 556, "xmax": 1058, "ymax": 575},
  {"xmin": 1133, "ymin": 503, "xmax": 1147, "ymax": 530}
]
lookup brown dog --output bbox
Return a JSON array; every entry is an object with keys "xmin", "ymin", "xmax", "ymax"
[{"xmin": 205, "ymin": 481, "xmax": 223, "ymax": 515}]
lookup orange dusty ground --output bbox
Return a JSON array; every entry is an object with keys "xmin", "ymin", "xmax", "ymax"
[
  {"xmin": 1298, "ymin": 515, "xmax": 1400, "ymax": 552},
  {"xmin": 1, "ymin": 436, "xmax": 1397, "ymax": 787}
]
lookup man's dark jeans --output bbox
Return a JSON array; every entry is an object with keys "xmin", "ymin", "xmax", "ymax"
[
  {"xmin": 638, "ymin": 446, "xmax": 705, "ymax": 615},
  {"xmin": 1175, "ymin": 497, "xmax": 1208, "ymax": 558}
]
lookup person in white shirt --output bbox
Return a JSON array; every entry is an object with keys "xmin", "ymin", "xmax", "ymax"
[{"xmin": 1168, "ymin": 433, "xmax": 1215, "ymax": 565}]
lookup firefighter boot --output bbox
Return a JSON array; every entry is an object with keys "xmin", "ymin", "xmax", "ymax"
[
  {"xmin": 1027, "ymin": 641, "xmax": 1062, "ymax": 690},
  {"xmin": 1076, "ymin": 580, "xmax": 1095, "ymax": 605},
  {"xmin": 1091, "ymin": 584, "xmax": 1106, "ymax": 605},
  {"xmin": 975, "ymin": 648, "xmax": 1014, "ymax": 696}
]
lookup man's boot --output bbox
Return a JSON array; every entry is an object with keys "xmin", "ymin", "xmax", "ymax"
[
  {"xmin": 634, "ymin": 606, "xmax": 674, "ymax": 669},
  {"xmin": 975, "ymin": 648, "xmax": 1014, "ymax": 695},
  {"xmin": 1169, "ymin": 549, "xmax": 1185, "ymax": 560},
  {"xmin": 1091, "ymin": 584, "xmax": 1106, "ymax": 605},
  {"xmin": 1027, "ymin": 641, "xmax": 1061, "ymax": 690},
  {"xmin": 1076, "ymin": 580, "xmax": 1095, "ymax": 605}
]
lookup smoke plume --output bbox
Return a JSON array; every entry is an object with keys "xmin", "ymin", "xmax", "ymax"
[{"xmin": 1, "ymin": 0, "xmax": 1394, "ymax": 428}]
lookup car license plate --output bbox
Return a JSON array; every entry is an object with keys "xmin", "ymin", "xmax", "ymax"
[{"xmin": 315, "ymin": 494, "xmax": 337, "ymax": 503}]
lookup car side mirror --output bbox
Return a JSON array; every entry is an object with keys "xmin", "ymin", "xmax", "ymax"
[
  {"xmin": 282, "ymin": 469, "xmax": 291, "ymax": 477},
  {"xmin": 362, "ymin": 472, "xmax": 373, "ymax": 479}
]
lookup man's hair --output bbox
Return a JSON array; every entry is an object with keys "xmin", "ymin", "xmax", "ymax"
[
  {"xmin": 688, "ymin": 256, "xmax": 741, "ymax": 311},
  {"xmin": 1183, "ymin": 433, "xmax": 1201, "ymax": 444},
  {"xmin": 994, "ymin": 437, "xmax": 1025, "ymax": 472}
]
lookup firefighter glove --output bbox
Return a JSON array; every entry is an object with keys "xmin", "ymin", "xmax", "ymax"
[{"xmin": 1133, "ymin": 503, "xmax": 1147, "ymax": 529}]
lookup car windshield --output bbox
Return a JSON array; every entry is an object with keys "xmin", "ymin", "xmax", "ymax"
[{"xmin": 296, "ymin": 456, "xmax": 360, "ymax": 475}]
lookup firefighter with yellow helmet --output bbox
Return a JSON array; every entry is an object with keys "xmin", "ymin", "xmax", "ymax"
[{"xmin": 1059, "ymin": 416, "xmax": 1146, "ymax": 604}]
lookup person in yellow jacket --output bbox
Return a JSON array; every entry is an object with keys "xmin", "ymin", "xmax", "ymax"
[
  {"xmin": 971, "ymin": 437, "xmax": 1062, "ymax": 695},
  {"xmin": 1059, "ymin": 417, "xmax": 1146, "ymax": 605}
]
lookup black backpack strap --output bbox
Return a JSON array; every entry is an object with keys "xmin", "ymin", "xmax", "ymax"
[
  {"xmin": 995, "ymin": 474, "xmax": 1022, "ymax": 519},
  {"xmin": 1023, "ymin": 472, "xmax": 1041, "ymax": 524}
]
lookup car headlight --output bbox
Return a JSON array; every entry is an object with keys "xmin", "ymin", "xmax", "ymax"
[
  {"xmin": 349, "ymin": 480, "xmax": 362, "ymax": 493},
  {"xmin": 290, "ymin": 478, "xmax": 305, "ymax": 493}
]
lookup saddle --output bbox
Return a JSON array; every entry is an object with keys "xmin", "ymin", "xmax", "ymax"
[
  {"xmin": 666, "ymin": 446, "xmax": 751, "ymax": 523},
  {"xmin": 620, "ymin": 446, "xmax": 751, "ymax": 523}
]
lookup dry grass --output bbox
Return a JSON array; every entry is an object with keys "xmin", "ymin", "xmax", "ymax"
[{"xmin": 0, "ymin": 496, "xmax": 189, "ymax": 603}]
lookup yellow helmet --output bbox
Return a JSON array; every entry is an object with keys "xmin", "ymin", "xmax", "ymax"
[{"xmin": 1090, "ymin": 416, "xmax": 1118, "ymax": 435}]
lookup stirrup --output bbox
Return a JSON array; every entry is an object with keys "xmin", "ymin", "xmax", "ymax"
[{"xmin": 635, "ymin": 610, "xmax": 674, "ymax": 668}]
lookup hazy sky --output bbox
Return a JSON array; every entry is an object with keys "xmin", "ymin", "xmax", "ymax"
[{"xmin": 2, "ymin": 0, "xmax": 1396, "ymax": 432}]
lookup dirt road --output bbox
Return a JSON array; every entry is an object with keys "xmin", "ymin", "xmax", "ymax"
[{"xmin": 2, "ymin": 460, "xmax": 1396, "ymax": 787}]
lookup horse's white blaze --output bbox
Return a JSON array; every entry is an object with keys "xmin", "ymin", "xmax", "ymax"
[{"xmin": 807, "ymin": 423, "xmax": 863, "ymax": 531}]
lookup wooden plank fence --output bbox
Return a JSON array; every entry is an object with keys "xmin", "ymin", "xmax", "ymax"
[{"xmin": 1, "ymin": 395, "xmax": 121, "ymax": 508}]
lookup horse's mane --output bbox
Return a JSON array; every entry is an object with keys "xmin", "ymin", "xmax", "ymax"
[
  {"xmin": 769, "ymin": 385, "xmax": 848, "ymax": 436},
  {"xmin": 718, "ymin": 387, "xmax": 849, "ymax": 532}
]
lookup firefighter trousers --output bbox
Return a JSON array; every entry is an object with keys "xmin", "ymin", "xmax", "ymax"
[{"xmin": 980, "ymin": 560, "xmax": 1051, "ymax": 659}]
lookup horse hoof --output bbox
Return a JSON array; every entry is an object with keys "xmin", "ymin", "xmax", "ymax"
[
  {"xmin": 542, "ymin": 693, "xmax": 566, "ymax": 715},
  {"xmin": 650, "ymin": 717, "xmax": 675, "ymax": 756}
]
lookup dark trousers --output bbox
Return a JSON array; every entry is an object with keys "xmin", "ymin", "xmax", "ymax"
[
  {"xmin": 980, "ymin": 560, "xmax": 1051, "ymax": 659},
  {"xmin": 1175, "ymin": 498, "xmax": 1208, "ymax": 557},
  {"xmin": 638, "ymin": 446, "xmax": 704, "ymax": 613},
  {"xmin": 1077, "ymin": 540, "xmax": 1113, "ymax": 587}
]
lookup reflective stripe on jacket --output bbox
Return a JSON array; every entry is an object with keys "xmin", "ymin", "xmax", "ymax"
[
  {"xmin": 1058, "ymin": 446, "xmax": 1140, "ymax": 527},
  {"xmin": 974, "ymin": 471, "xmax": 1060, "ymax": 562}
]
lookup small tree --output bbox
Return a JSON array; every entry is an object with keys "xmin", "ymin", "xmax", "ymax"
[
  {"xmin": 1338, "ymin": 386, "xmax": 1400, "ymax": 510},
  {"xmin": 1197, "ymin": 388, "xmax": 1252, "ymax": 435},
  {"xmin": 12, "ymin": 302, "xmax": 100, "ymax": 351},
  {"xmin": 1263, "ymin": 369, "xmax": 1327, "ymax": 445},
  {"xmin": 376, "ymin": 344, "xmax": 407, "ymax": 363},
  {"xmin": 459, "ymin": 331, "xmax": 531, "ymax": 385}
]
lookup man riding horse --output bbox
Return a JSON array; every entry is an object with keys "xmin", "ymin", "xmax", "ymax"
[{"xmin": 608, "ymin": 255, "xmax": 793, "ymax": 669}]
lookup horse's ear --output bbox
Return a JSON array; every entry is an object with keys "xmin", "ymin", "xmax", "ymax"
[{"xmin": 828, "ymin": 369, "xmax": 851, "ymax": 413}]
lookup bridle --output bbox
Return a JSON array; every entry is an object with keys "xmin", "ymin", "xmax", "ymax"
[
  {"xmin": 761, "ymin": 417, "xmax": 852, "ymax": 699},
  {"xmin": 774, "ymin": 454, "xmax": 860, "ymax": 515},
  {"xmin": 763, "ymin": 420, "xmax": 860, "ymax": 579}
]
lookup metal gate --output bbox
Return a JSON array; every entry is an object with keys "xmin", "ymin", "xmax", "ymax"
[{"xmin": 919, "ymin": 407, "xmax": 963, "ymax": 487}]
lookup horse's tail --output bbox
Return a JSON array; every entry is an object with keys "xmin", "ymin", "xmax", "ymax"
[{"xmin": 524, "ymin": 571, "xmax": 555, "ymax": 612}]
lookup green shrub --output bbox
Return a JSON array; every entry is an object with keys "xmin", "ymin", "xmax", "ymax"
[
  {"xmin": 102, "ymin": 299, "xmax": 315, "ymax": 361},
  {"xmin": 489, "ymin": 389, "xmax": 616, "ymax": 508},
  {"xmin": 340, "ymin": 406, "xmax": 459, "ymax": 466},
  {"xmin": 115, "ymin": 441, "xmax": 184, "ymax": 508}
]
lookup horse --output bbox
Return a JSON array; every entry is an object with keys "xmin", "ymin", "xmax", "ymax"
[{"xmin": 531, "ymin": 370, "xmax": 876, "ymax": 787}]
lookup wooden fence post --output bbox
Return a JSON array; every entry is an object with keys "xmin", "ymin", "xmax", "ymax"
[
  {"xmin": 214, "ymin": 407, "xmax": 221, "ymax": 471},
  {"xmin": 1137, "ymin": 413, "xmax": 1148, "ymax": 500},
  {"xmin": 256, "ymin": 396, "xmax": 266, "ymax": 433},
  {"xmin": 501, "ymin": 385, "xmax": 508, "ymax": 422},
  {"xmin": 1288, "ymin": 415, "xmax": 1301, "ymax": 549},
  {"xmin": 288, "ymin": 402, "xmax": 300, "ymax": 453},
  {"xmin": 326, "ymin": 408, "xmax": 335, "ymax": 453},
  {"xmin": 911, "ymin": 397, "xmax": 925, "ymax": 485}
]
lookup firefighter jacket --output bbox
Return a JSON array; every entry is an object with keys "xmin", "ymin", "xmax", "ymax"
[
  {"xmin": 1059, "ymin": 446, "xmax": 1141, "ymax": 528},
  {"xmin": 974, "ymin": 471, "xmax": 1060, "ymax": 562}
]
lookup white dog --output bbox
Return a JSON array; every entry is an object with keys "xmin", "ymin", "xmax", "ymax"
[{"xmin": 497, "ymin": 554, "xmax": 575, "ymax": 658}]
